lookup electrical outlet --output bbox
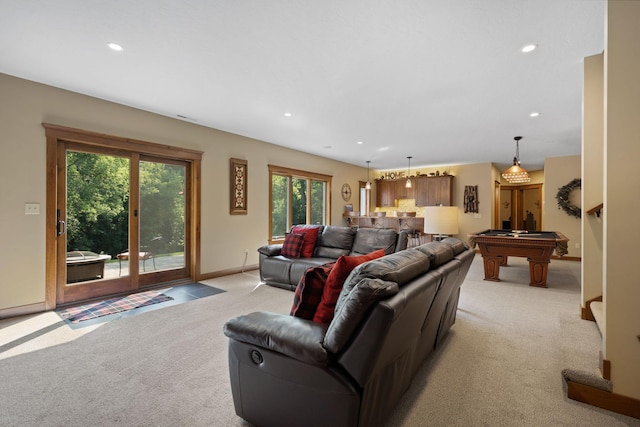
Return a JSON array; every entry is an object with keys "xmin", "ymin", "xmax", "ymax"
[
  {"xmin": 575, "ymin": 243, "xmax": 580, "ymax": 249},
  {"xmin": 474, "ymin": 213, "xmax": 481, "ymax": 219},
  {"xmin": 25, "ymin": 203, "xmax": 40, "ymax": 215}
]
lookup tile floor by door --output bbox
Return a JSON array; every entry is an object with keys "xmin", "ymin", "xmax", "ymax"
[{"xmin": 58, "ymin": 282, "xmax": 225, "ymax": 329}]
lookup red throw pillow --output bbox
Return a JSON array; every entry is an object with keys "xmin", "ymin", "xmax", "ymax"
[
  {"xmin": 290, "ymin": 263, "xmax": 335, "ymax": 320},
  {"xmin": 291, "ymin": 225, "xmax": 320, "ymax": 258},
  {"xmin": 313, "ymin": 249, "xmax": 386, "ymax": 324},
  {"xmin": 281, "ymin": 233, "xmax": 305, "ymax": 258}
]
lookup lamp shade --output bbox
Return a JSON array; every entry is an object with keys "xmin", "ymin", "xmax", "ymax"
[
  {"xmin": 423, "ymin": 206, "xmax": 459, "ymax": 236},
  {"xmin": 502, "ymin": 161, "xmax": 530, "ymax": 183}
]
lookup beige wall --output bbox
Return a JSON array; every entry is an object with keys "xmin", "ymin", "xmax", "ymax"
[
  {"xmin": 0, "ymin": 72, "xmax": 524, "ymax": 313},
  {"xmin": 582, "ymin": 53, "xmax": 604, "ymax": 308},
  {"xmin": 603, "ymin": 1, "xmax": 640, "ymax": 398},
  {"xmin": 543, "ymin": 156, "xmax": 582, "ymax": 258},
  {"xmin": 0, "ymin": 72, "xmax": 589, "ymax": 315},
  {"xmin": 446, "ymin": 162, "xmax": 494, "ymax": 241},
  {"xmin": 0, "ymin": 73, "xmax": 368, "ymax": 312}
]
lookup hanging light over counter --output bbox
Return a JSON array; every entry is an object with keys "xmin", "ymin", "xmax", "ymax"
[
  {"xmin": 365, "ymin": 160, "xmax": 371, "ymax": 190},
  {"xmin": 405, "ymin": 156, "xmax": 413, "ymax": 188}
]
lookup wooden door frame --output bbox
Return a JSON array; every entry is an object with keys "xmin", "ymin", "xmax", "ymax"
[
  {"xmin": 498, "ymin": 183, "xmax": 543, "ymax": 231},
  {"xmin": 494, "ymin": 181, "xmax": 501, "ymax": 229},
  {"xmin": 44, "ymin": 124, "xmax": 203, "ymax": 309}
]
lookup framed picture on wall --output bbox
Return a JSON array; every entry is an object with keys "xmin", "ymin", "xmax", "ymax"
[{"xmin": 230, "ymin": 158, "xmax": 248, "ymax": 215}]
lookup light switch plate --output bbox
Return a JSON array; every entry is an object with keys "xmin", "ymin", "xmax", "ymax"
[{"xmin": 25, "ymin": 203, "xmax": 40, "ymax": 215}]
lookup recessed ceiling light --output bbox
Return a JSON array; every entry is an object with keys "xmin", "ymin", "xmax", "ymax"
[
  {"xmin": 323, "ymin": 145, "xmax": 332, "ymax": 149},
  {"xmin": 107, "ymin": 42, "xmax": 124, "ymax": 52},
  {"xmin": 284, "ymin": 112, "xmax": 292, "ymax": 117},
  {"xmin": 357, "ymin": 141, "xmax": 363, "ymax": 145},
  {"xmin": 521, "ymin": 44, "xmax": 537, "ymax": 53},
  {"xmin": 529, "ymin": 112, "xmax": 540, "ymax": 117}
]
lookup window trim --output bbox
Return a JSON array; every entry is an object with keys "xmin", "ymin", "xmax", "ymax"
[
  {"xmin": 268, "ymin": 164, "xmax": 332, "ymax": 243},
  {"xmin": 358, "ymin": 180, "xmax": 370, "ymax": 216}
]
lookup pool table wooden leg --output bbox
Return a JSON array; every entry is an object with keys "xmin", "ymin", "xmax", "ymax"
[
  {"xmin": 482, "ymin": 256, "xmax": 502, "ymax": 281},
  {"xmin": 528, "ymin": 260, "xmax": 549, "ymax": 287}
]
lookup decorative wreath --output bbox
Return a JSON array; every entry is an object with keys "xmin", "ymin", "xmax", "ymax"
[{"xmin": 556, "ymin": 178, "xmax": 581, "ymax": 218}]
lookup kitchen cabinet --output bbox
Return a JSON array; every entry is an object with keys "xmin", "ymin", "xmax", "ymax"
[
  {"xmin": 376, "ymin": 175, "xmax": 453, "ymax": 207},
  {"xmin": 414, "ymin": 175, "xmax": 453, "ymax": 206},
  {"xmin": 376, "ymin": 179, "xmax": 395, "ymax": 207},
  {"xmin": 376, "ymin": 179, "xmax": 414, "ymax": 207}
]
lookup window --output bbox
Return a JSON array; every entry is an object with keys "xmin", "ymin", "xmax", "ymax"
[
  {"xmin": 359, "ymin": 181, "xmax": 370, "ymax": 216},
  {"xmin": 269, "ymin": 165, "xmax": 331, "ymax": 242}
]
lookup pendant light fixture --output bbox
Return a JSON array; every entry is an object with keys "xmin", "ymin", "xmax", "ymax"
[
  {"xmin": 501, "ymin": 136, "xmax": 531, "ymax": 184},
  {"xmin": 405, "ymin": 156, "xmax": 413, "ymax": 188},
  {"xmin": 365, "ymin": 160, "xmax": 371, "ymax": 190}
]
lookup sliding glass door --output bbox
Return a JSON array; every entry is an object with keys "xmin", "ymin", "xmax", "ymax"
[
  {"xmin": 138, "ymin": 158, "xmax": 187, "ymax": 278},
  {"xmin": 47, "ymin": 125, "xmax": 199, "ymax": 307},
  {"xmin": 64, "ymin": 149, "xmax": 130, "ymax": 284}
]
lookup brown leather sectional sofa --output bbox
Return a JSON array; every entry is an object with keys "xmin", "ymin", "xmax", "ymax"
[{"xmin": 224, "ymin": 237, "xmax": 475, "ymax": 427}]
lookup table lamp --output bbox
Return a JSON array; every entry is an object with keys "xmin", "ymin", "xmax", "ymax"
[{"xmin": 424, "ymin": 206, "xmax": 459, "ymax": 241}]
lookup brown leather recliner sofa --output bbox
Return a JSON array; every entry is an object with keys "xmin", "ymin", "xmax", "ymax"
[
  {"xmin": 224, "ymin": 237, "xmax": 475, "ymax": 427},
  {"xmin": 258, "ymin": 225, "xmax": 409, "ymax": 290}
]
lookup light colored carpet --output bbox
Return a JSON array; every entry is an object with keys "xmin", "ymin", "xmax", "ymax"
[{"xmin": 0, "ymin": 258, "xmax": 638, "ymax": 426}]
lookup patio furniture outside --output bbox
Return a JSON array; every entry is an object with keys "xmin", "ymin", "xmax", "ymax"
[{"xmin": 66, "ymin": 251, "xmax": 111, "ymax": 283}]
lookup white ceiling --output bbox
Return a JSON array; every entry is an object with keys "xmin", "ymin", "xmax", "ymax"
[{"xmin": 0, "ymin": 0, "xmax": 605, "ymax": 171}]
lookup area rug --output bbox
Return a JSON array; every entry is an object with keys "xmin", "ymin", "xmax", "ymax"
[{"xmin": 57, "ymin": 290, "xmax": 173, "ymax": 323}]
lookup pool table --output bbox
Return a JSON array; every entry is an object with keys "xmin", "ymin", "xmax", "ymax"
[{"xmin": 468, "ymin": 229, "xmax": 569, "ymax": 288}]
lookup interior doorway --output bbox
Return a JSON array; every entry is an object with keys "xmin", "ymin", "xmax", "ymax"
[
  {"xmin": 498, "ymin": 184, "xmax": 543, "ymax": 231},
  {"xmin": 45, "ymin": 124, "xmax": 202, "ymax": 308}
]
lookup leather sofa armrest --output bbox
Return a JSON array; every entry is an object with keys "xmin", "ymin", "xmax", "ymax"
[
  {"xmin": 258, "ymin": 244, "xmax": 282, "ymax": 256},
  {"xmin": 223, "ymin": 312, "xmax": 330, "ymax": 367}
]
